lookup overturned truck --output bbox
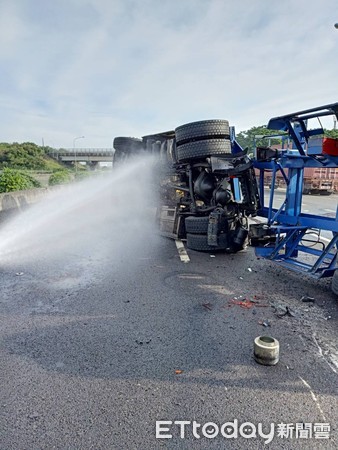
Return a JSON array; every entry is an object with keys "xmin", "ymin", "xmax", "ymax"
[{"xmin": 113, "ymin": 120, "xmax": 261, "ymax": 252}]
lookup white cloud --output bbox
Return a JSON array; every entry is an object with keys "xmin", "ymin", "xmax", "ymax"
[{"xmin": 0, "ymin": 0, "xmax": 337, "ymax": 147}]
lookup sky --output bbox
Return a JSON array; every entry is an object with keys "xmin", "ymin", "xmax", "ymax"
[{"xmin": 0, "ymin": 0, "xmax": 338, "ymax": 149}]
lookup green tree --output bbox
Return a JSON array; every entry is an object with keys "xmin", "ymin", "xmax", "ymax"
[
  {"xmin": 0, "ymin": 142, "xmax": 64, "ymax": 171},
  {"xmin": 48, "ymin": 170, "xmax": 71, "ymax": 186},
  {"xmin": 74, "ymin": 171, "xmax": 92, "ymax": 181},
  {"xmin": 0, "ymin": 142, "xmax": 45, "ymax": 169},
  {"xmin": 324, "ymin": 128, "xmax": 338, "ymax": 139},
  {"xmin": 0, "ymin": 168, "xmax": 41, "ymax": 192},
  {"xmin": 236, "ymin": 125, "xmax": 282, "ymax": 154}
]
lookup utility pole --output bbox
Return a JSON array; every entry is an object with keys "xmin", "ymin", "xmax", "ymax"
[{"xmin": 73, "ymin": 136, "xmax": 85, "ymax": 172}]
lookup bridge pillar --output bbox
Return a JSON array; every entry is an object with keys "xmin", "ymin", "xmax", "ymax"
[
  {"xmin": 63, "ymin": 161, "xmax": 74, "ymax": 168},
  {"xmin": 88, "ymin": 161, "xmax": 99, "ymax": 171}
]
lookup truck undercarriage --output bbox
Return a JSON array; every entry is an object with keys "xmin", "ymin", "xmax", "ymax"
[{"xmin": 113, "ymin": 120, "xmax": 261, "ymax": 252}]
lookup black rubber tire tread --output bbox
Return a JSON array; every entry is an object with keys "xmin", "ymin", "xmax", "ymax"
[
  {"xmin": 114, "ymin": 137, "xmax": 142, "ymax": 147},
  {"xmin": 175, "ymin": 120, "xmax": 230, "ymax": 143},
  {"xmin": 186, "ymin": 233, "xmax": 228, "ymax": 252},
  {"xmin": 185, "ymin": 216, "xmax": 209, "ymax": 234},
  {"xmin": 331, "ymin": 270, "xmax": 338, "ymax": 295},
  {"xmin": 113, "ymin": 137, "xmax": 143, "ymax": 153},
  {"xmin": 177, "ymin": 139, "xmax": 231, "ymax": 162}
]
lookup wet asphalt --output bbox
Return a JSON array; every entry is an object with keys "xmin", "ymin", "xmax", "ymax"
[{"xmin": 1, "ymin": 231, "xmax": 338, "ymax": 450}]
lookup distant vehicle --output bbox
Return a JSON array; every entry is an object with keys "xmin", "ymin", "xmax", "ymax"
[
  {"xmin": 254, "ymin": 145, "xmax": 337, "ymax": 195},
  {"xmin": 261, "ymin": 167, "xmax": 335, "ymax": 195}
]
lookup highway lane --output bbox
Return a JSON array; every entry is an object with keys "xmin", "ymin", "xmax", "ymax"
[
  {"xmin": 1, "ymin": 226, "xmax": 338, "ymax": 449},
  {"xmin": 263, "ymin": 189, "xmax": 337, "ymax": 216},
  {"xmin": 262, "ymin": 190, "xmax": 337, "ymax": 241},
  {"xmin": 301, "ymin": 194, "xmax": 337, "ymax": 217}
]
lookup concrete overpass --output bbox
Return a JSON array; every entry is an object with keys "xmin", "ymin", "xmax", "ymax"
[
  {"xmin": 49, "ymin": 149, "xmax": 114, "ymax": 164},
  {"xmin": 48, "ymin": 148, "xmax": 114, "ymax": 169}
]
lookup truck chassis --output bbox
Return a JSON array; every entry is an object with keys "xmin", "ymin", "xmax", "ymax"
[{"xmin": 113, "ymin": 120, "xmax": 260, "ymax": 253}]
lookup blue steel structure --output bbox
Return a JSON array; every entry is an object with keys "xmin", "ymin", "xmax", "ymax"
[{"xmin": 251, "ymin": 102, "xmax": 338, "ymax": 280}]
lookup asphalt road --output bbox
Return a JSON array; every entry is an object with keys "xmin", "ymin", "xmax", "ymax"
[
  {"xmin": 1, "ymin": 216, "xmax": 338, "ymax": 450},
  {"xmin": 301, "ymin": 193, "xmax": 337, "ymax": 217},
  {"xmin": 264, "ymin": 189, "xmax": 337, "ymax": 216},
  {"xmin": 263, "ymin": 189, "xmax": 338, "ymax": 241}
]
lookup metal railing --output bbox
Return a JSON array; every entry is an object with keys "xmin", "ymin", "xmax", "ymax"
[{"xmin": 48, "ymin": 148, "xmax": 114, "ymax": 156}]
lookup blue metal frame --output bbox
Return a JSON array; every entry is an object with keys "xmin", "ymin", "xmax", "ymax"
[
  {"xmin": 229, "ymin": 125, "xmax": 245, "ymax": 202},
  {"xmin": 253, "ymin": 102, "xmax": 338, "ymax": 279}
]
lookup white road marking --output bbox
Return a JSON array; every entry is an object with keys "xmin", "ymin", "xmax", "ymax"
[
  {"xmin": 175, "ymin": 240, "xmax": 190, "ymax": 263},
  {"xmin": 312, "ymin": 333, "xmax": 338, "ymax": 374},
  {"xmin": 299, "ymin": 377, "xmax": 326, "ymax": 421}
]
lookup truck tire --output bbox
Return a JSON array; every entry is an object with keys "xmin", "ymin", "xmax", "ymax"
[
  {"xmin": 186, "ymin": 233, "xmax": 228, "ymax": 252},
  {"xmin": 175, "ymin": 120, "xmax": 230, "ymax": 143},
  {"xmin": 331, "ymin": 270, "xmax": 338, "ymax": 295},
  {"xmin": 177, "ymin": 139, "xmax": 231, "ymax": 162},
  {"xmin": 185, "ymin": 216, "xmax": 209, "ymax": 234},
  {"xmin": 113, "ymin": 137, "xmax": 143, "ymax": 153}
]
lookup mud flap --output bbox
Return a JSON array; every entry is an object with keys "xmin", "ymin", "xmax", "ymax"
[{"xmin": 207, "ymin": 210, "xmax": 223, "ymax": 246}]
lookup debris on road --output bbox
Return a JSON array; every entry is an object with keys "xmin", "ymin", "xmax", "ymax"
[
  {"xmin": 258, "ymin": 320, "xmax": 271, "ymax": 327},
  {"xmin": 229, "ymin": 297, "xmax": 269, "ymax": 309},
  {"xmin": 15, "ymin": 272, "xmax": 24, "ymax": 276},
  {"xmin": 231, "ymin": 299, "xmax": 254, "ymax": 309},
  {"xmin": 254, "ymin": 335, "xmax": 280, "ymax": 366},
  {"xmin": 300, "ymin": 296, "xmax": 315, "ymax": 303},
  {"xmin": 175, "ymin": 369, "xmax": 183, "ymax": 375},
  {"xmin": 202, "ymin": 302, "xmax": 213, "ymax": 311},
  {"xmin": 247, "ymin": 268, "xmax": 252, "ymax": 272},
  {"xmin": 271, "ymin": 302, "xmax": 296, "ymax": 318},
  {"xmin": 135, "ymin": 339, "xmax": 152, "ymax": 345}
]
